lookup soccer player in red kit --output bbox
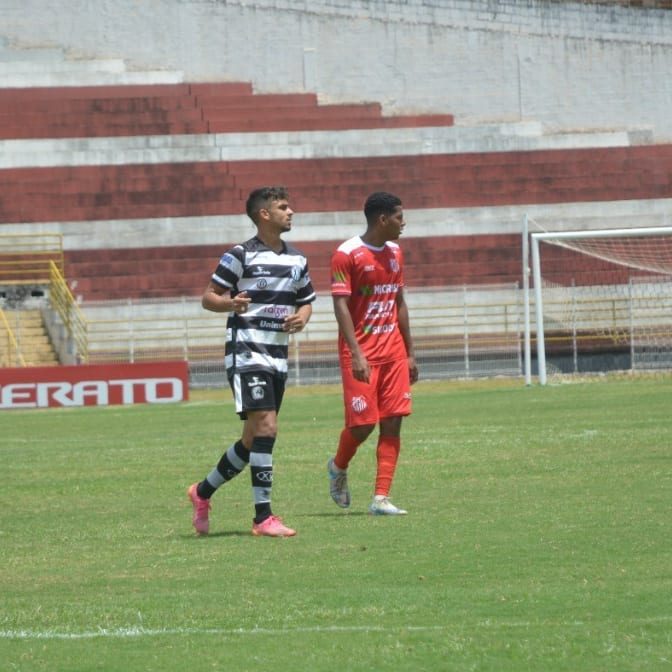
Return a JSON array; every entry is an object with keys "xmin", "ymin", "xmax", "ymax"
[{"xmin": 327, "ymin": 191, "xmax": 418, "ymax": 515}]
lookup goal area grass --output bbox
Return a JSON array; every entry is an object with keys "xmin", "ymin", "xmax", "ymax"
[{"xmin": 1, "ymin": 376, "xmax": 670, "ymax": 671}]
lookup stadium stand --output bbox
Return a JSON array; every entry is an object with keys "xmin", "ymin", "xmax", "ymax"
[
  {"xmin": 0, "ymin": 37, "xmax": 669, "ymax": 304},
  {"xmin": 0, "ymin": 82, "xmax": 454, "ymax": 140},
  {"xmin": 2, "ymin": 141, "xmax": 671, "ymax": 299}
]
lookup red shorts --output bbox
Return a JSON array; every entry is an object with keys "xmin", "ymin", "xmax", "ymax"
[{"xmin": 340, "ymin": 357, "xmax": 412, "ymax": 428}]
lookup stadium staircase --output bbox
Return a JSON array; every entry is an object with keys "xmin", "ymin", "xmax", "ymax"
[{"xmin": 0, "ymin": 308, "xmax": 58, "ymax": 367}]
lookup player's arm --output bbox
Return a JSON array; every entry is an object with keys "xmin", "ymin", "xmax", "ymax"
[
  {"xmin": 284, "ymin": 303, "xmax": 312, "ymax": 333},
  {"xmin": 333, "ymin": 295, "xmax": 371, "ymax": 383},
  {"xmin": 396, "ymin": 288, "xmax": 419, "ymax": 384},
  {"xmin": 202, "ymin": 281, "xmax": 250, "ymax": 314}
]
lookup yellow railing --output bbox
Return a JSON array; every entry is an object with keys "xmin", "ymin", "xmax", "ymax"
[
  {"xmin": 0, "ymin": 306, "xmax": 27, "ymax": 367},
  {"xmin": 48, "ymin": 260, "xmax": 89, "ymax": 363},
  {"xmin": 0, "ymin": 233, "xmax": 64, "ymax": 285}
]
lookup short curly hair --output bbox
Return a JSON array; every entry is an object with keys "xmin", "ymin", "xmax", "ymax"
[
  {"xmin": 245, "ymin": 186, "xmax": 290, "ymax": 223},
  {"xmin": 363, "ymin": 191, "xmax": 402, "ymax": 225}
]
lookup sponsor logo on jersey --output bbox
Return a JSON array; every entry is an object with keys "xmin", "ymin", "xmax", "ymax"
[
  {"xmin": 366, "ymin": 300, "xmax": 395, "ymax": 318},
  {"xmin": 332, "ymin": 271, "xmax": 347, "ymax": 284},
  {"xmin": 291, "ymin": 266, "xmax": 302, "ymax": 282},
  {"xmin": 358, "ymin": 285, "xmax": 374, "ymax": 296},
  {"xmin": 363, "ymin": 323, "xmax": 397, "ymax": 335},
  {"xmin": 259, "ymin": 319, "xmax": 285, "ymax": 330},
  {"xmin": 219, "ymin": 253, "xmax": 236, "ymax": 268},
  {"xmin": 373, "ymin": 283, "xmax": 399, "ymax": 294},
  {"xmin": 389, "ymin": 258, "xmax": 400, "ymax": 272},
  {"xmin": 252, "ymin": 266, "xmax": 271, "ymax": 276},
  {"xmin": 264, "ymin": 305, "xmax": 292, "ymax": 318},
  {"xmin": 257, "ymin": 278, "xmax": 268, "ymax": 289}
]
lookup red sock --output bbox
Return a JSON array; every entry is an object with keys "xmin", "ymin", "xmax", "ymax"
[
  {"xmin": 375, "ymin": 435, "xmax": 401, "ymax": 497},
  {"xmin": 334, "ymin": 428, "xmax": 361, "ymax": 470}
]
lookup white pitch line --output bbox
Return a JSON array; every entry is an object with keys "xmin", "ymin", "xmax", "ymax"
[
  {"xmin": 2, "ymin": 616, "xmax": 671, "ymax": 640},
  {"xmin": 0, "ymin": 625, "xmax": 446, "ymax": 640}
]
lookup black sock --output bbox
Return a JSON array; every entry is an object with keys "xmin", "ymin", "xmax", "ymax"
[
  {"xmin": 250, "ymin": 436, "xmax": 275, "ymax": 524},
  {"xmin": 198, "ymin": 440, "xmax": 249, "ymax": 499}
]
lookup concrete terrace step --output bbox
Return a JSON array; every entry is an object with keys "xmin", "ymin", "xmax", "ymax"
[
  {"xmin": 0, "ymin": 95, "xmax": 200, "ymax": 114},
  {"xmin": 0, "ymin": 69, "xmax": 186, "ymax": 89},
  {"xmin": 0, "ymin": 43, "xmax": 185, "ymax": 88},
  {"xmin": 0, "ymin": 76, "xmax": 451, "ymax": 139},
  {"xmin": 0, "ymin": 81, "xmax": 253, "ymax": 103},
  {"xmin": 0, "ymin": 58, "xmax": 128, "ymax": 74},
  {"xmin": 2, "ymin": 144, "xmax": 672, "ymax": 223},
  {"xmin": 58, "ymin": 229, "xmax": 654, "ymax": 302},
  {"xmin": 0, "ymin": 124, "xmax": 654, "ymax": 170},
  {"xmin": 0, "ymin": 121, "xmax": 210, "ymax": 140},
  {"xmin": 3, "ymin": 197, "xmax": 670, "ymax": 256}
]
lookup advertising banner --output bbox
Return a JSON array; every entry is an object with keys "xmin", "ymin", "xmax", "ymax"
[{"xmin": 0, "ymin": 361, "xmax": 189, "ymax": 409}]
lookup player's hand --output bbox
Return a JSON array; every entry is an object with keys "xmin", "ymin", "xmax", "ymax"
[
  {"xmin": 408, "ymin": 356, "xmax": 419, "ymax": 385},
  {"xmin": 233, "ymin": 291, "xmax": 251, "ymax": 315},
  {"xmin": 351, "ymin": 352, "xmax": 371, "ymax": 384},
  {"xmin": 284, "ymin": 315, "xmax": 306, "ymax": 334}
]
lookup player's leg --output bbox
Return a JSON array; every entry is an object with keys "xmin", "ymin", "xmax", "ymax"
[
  {"xmin": 187, "ymin": 371, "xmax": 252, "ymax": 535},
  {"xmin": 327, "ymin": 363, "xmax": 379, "ymax": 508},
  {"xmin": 240, "ymin": 372, "xmax": 296, "ymax": 537},
  {"xmin": 369, "ymin": 358, "xmax": 411, "ymax": 516}
]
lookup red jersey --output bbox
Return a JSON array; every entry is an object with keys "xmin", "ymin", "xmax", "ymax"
[{"xmin": 331, "ymin": 236, "xmax": 408, "ymax": 364}]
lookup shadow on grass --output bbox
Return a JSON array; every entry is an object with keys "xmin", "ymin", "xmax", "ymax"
[
  {"xmin": 179, "ymin": 530, "xmax": 251, "ymax": 539},
  {"xmin": 297, "ymin": 511, "xmax": 369, "ymax": 518}
]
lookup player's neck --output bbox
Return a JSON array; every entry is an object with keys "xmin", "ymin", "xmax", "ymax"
[
  {"xmin": 361, "ymin": 231, "xmax": 387, "ymax": 248},
  {"xmin": 256, "ymin": 232, "xmax": 284, "ymax": 253}
]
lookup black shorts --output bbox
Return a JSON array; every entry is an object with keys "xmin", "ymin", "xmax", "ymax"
[{"xmin": 228, "ymin": 370, "xmax": 286, "ymax": 419}]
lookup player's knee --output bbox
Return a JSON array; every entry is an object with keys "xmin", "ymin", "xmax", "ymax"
[{"xmin": 349, "ymin": 424, "xmax": 375, "ymax": 442}]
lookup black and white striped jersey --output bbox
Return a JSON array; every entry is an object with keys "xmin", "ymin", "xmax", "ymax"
[{"xmin": 211, "ymin": 236, "xmax": 316, "ymax": 376}]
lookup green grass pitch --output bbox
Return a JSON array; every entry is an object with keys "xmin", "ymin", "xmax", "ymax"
[{"xmin": 1, "ymin": 377, "xmax": 671, "ymax": 671}]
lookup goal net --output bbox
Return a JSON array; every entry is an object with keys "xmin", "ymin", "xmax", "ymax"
[{"xmin": 527, "ymin": 222, "xmax": 672, "ymax": 384}]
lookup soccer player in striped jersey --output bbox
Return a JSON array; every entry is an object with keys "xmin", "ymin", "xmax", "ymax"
[
  {"xmin": 327, "ymin": 191, "xmax": 418, "ymax": 515},
  {"xmin": 188, "ymin": 186, "xmax": 315, "ymax": 537}
]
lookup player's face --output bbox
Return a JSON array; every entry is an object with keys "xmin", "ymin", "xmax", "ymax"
[
  {"xmin": 263, "ymin": 199, "xmax": 294, "ymax": 233},
  {"xmin": 383, "ymin": 206, "xmax": 405, "ymax": 240}
]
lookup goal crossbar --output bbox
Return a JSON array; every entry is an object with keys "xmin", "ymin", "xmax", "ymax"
[{"xmin": 531, "ymin": 225, "xmax": 672, "ymax": 242}]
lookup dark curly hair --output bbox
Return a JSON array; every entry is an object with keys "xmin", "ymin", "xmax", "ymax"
[{"xmin": 246, "ymin": 186, "xmax": 290, "ymax": 223}]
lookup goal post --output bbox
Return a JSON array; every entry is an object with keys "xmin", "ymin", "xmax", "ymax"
[{"xmin": 527, "ymin": 223, "xmax": 672, "ymax": 385}]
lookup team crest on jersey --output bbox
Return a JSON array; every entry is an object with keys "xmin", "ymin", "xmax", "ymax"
[
  {"xmin": 257, "ymin": 278, "xmax": 268, "ymax": 289},
  {"xmin": 351, "ymin": 395, "xmax": 368, "ymax": 413}
]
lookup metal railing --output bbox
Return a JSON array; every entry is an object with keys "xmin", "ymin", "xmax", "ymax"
[
  {"xmin": 48, "ymin": 261, "xmax": 89, "ymax": 363},
  {"xmin": 76, "ymin": 285, "xmax": 525, "ymax": 386},
  {"xmin": 0, "ymin": 306, "xmax": 27, "ymax": 367},
  {"xmin": 74, "ymin": 279, "xmax": 672, "ymax": 384},
  {"xmin": 0, "ymin": 233, "xmax": 64, "ymax": 285}
]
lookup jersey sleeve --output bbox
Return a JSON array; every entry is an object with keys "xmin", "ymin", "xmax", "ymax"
[
  {"xmin": 330, "ymin": 249, "xmax": 352, "ymax": 296},
  {"xmin": 295, "ymin": 260, "xmax": 317, "ymax": 305},
  {"xmin": 211, "ymin": 245, "xmax": 244, "ymax": 289}
]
